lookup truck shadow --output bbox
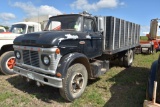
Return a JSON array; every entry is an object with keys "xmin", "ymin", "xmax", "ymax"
[
  {"xmin": 7, "ymin": 76, "xmax": 66, "ymax": 103},
  {"xmin": 6, "ymin": 74, "xmax": 101, "ymax": 104},
  {"xmin": 6, "ymin": 66, "xmax": 150, "ymax": 105},
  {"xmin": 103, "ymin": 66, "xmax": 150, "ymax": 107}
]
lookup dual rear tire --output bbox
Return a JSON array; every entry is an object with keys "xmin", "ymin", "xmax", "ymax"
[{"xmin": 119, "ymin": 49, "xmax": 134, "ymax": 67}]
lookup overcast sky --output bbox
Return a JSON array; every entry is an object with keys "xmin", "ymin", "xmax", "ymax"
[{"xmin": 0, "ymin": 0, "xmax": 160, "ymax": 35}]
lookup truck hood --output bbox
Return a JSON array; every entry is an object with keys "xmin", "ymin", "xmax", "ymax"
[
  {"xmin": 14, "ymin": 31, "xmax": 90, "ymax": 47},
  {"xmin": 0, "ymin": 32, "xmax": 21, "ymax": 40}
]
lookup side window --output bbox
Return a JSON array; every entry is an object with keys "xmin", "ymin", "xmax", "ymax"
[
  {"xmin": 84, "ymin": 18, "xmax": 95, "ymax": 32},
  {"xmin": 28, "ymin": 26, "xmax": 34, "ymax": 33}
]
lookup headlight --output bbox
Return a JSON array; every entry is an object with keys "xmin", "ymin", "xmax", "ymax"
[
  {"xmin": 41, "ymin": 55, "xmax": 50, "ymax": 66},
  {"xmin": 44, "ymin": 56, "xmax": 50, "ymax": 64},
  {"xmin": 15, "ymin": 51, "xmax": 21, "ymax": 59}
]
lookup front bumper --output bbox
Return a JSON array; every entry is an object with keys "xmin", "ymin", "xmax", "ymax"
[{"xmin": 13, "ymin": 66, "xmax": 62, "ymax": 88}]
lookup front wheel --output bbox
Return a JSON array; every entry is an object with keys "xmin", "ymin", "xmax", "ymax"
[
  {"xmin": 59, "ymin": 63, "xmax": 88, "ymax": 101},
  {"xmin": 0, "ymin": 51, "xmax": 15, "ymax": 75}
]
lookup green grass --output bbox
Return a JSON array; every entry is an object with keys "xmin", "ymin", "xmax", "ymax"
[
  {"xmin": 0, "ymin": 91, "xmax": 30, "ymax": 107},
  {"xmin": 71, "ymin": 89, "xmax": 105, "ymax": 107},
  {"xmin": 0, "ymin": 53, "xmax": 159, "ymax": 107},
  {"xmin": 140, "ymin": 36, "xmax": 148, "ymax": 41},
  {"xmin": 140, "ymin": 36, "xmax": 160, "ymax": 41},
  {"xmin": 0, "ymin": 92, "xmax": 14, "ymax": 102}
]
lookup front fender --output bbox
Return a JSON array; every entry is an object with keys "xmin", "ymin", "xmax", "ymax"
[{"xmin": 56, "ymin": 52, "xmax": 91, "ymax": 78}]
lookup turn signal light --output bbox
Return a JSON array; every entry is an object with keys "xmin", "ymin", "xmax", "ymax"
[
  {"xmin": 56, "ymin": 48, "xmax": 60, "ymax": 54},
  {"xmin": 56, "ymin": 72, "xmax": 62, "ymax": 77}
]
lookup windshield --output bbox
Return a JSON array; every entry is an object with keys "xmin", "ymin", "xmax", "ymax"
[
  {"xmin": 9, "ymin": 24, "xmax": 26, "ymax": 34},
  {"xmin": 45, "ymin": 15, "xmax": 82, "ymax": 31}
]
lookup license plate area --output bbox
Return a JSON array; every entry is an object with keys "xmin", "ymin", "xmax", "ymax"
[{"xmin": 27, "ymin": 73, "xmax": 34, "ymax": 80}]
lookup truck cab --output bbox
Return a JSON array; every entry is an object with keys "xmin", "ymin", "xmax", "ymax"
[
  {"xmin": 0, "ymin": 26, "xmax": 6, "ymax": 33},
  {"xmin": 0, "ymin": 22, "xmax": 43, "ymax": 75},
  {"xmin": 10, "ymin": 22, "xmax": 42, "ymax": 34},
  {"xmin": 44, "ymin": 13, "xmax": 102, "ymax": 58}
]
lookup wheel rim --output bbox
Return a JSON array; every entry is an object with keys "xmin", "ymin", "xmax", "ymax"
[
  {"xmin": 71, "ymin": 73, "xmax": 84, "ymax": 94},
  {"xmin": 128, "ymin": 51, "xmax": 133, "ymax": 64},
  {"xmin": 6, "ymin": 57, "xmax": 15, "ymax": 70}
]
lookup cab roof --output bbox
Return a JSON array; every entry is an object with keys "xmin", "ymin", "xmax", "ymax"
[{"xmin": 49, "ymin": 13, "xmax": 92, "ymax": 19}]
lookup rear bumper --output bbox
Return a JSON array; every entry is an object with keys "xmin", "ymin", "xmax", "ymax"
[
  {"xmin": 13, "ymin": 66, "xmax": 62, "ymax": 88},
  {"xmin": 141, "ymin": 43, "xmax": 152, "ymax": 48}
]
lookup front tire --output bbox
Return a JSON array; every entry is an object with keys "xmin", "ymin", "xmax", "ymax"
[
  {"xmin": 0, "ymin": 51, "xmax": 15, "ymax": 75},
  {"xmin": 59, "ymin": 63, "xmax": 88, "ymax": 101}
]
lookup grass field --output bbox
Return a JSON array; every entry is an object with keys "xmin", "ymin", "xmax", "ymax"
[
  {"xmin": 140, "ymin": 36, "xmax": 148, "ymax": 41},
  {"xmin": 0, "ymin": 53, "xmax": 159, "ymax": 107},
  {"xmin": 140, "ymin": 36, "xmax": 160, "ymax": 41}
]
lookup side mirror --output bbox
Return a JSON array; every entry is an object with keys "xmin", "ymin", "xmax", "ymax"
[{"xmin": 98, "ymin": 17, "xmax": 104, "ymax": 32}]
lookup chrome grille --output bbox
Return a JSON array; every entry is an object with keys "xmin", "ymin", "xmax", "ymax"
[{"xmin": 22, "ymin": 50, "xmax": 40, "ymax": 67}]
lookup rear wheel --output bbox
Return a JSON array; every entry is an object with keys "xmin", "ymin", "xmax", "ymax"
[
  {"xmin": 59, "ymin": 63, "xmax": 88, "ymax": 101},
  {"xmin": 123, "ymin": 49, "xmax": 134, "ymax": 67},
  {"xmin": 0, "ymin": 51, "xmax": 15, "ymax": 75}
]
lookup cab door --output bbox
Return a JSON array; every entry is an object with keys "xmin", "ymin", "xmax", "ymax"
[{"xmin": 83, "ymin": 17, "xmax": 102, "ymax": 58}]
